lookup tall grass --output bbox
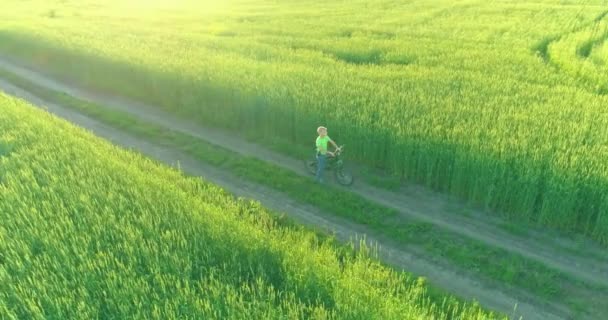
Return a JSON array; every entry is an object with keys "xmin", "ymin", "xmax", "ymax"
[
  {"xmin": 0, "ymin": 0, "xmax": 607, "ymax": 245},
  {"xmin": 0, "ymin": 93, "xmax": 498, "ymax": 319}
]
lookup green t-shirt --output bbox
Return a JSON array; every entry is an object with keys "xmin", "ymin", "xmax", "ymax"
[{"xmin": 316, "ymin": 136, "xmax": 331, "ymax": 155}]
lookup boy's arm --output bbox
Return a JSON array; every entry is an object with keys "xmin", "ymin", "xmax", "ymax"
[{"xmin": 329, "ymin": 138, "xmax": 339, "ymax": 149}]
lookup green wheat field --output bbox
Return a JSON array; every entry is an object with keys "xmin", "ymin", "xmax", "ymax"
[{"xmin": 1, "ymin": 0, "xmax": 607, "ymax": 318}]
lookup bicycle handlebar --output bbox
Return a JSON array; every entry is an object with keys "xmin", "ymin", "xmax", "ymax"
[{"xmin": 335, "ymin": 145, "xmax": 345, "ymax": 154}]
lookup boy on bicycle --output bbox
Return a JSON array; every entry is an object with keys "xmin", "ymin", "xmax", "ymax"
[{"xmin": 315, "ymin": 126, "xmax": 340, "ymax": 183}]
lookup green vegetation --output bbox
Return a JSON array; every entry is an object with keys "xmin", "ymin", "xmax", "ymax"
[
  {"xmin": 549, "ymin": 17, "xmax": 608, "ymax": 93},
  {"xmin": 3, "ymin": 67, "xmax": 604, "ymax": 317},
  {"xmin": 0, "ymin": 92, "xmax": 500, "ymax": 319},
  {"xmin": 1, "ymin": 0, "xmax": 607, "ymax": 245}
]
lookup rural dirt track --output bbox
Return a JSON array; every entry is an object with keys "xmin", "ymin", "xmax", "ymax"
[{"xmin": 1, "ymin": 57, "xmax": 606, "ymax": 319}]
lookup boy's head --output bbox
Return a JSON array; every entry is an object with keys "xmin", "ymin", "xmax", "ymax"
[{"xmin": 317, "ymin": 126, "xmax": 327, "ymax": 137}]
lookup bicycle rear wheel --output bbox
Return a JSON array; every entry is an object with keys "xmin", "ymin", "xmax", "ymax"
[
  {"xmin": 305, "ymin": 159, "xmax": 317, "ymax": 175},
  {"xmin": 335, "ymin": 168, "xmax": 354, "ymax": 186}
]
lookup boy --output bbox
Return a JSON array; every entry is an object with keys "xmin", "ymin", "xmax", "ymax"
[{"xmin": 315, "ymin": 126, "xmax": 340, "ymax": 183}]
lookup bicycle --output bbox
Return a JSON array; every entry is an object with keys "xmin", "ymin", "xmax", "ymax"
[{"xmin": 305, "ymin": 145, "xmax": 354, "ymax": 186}]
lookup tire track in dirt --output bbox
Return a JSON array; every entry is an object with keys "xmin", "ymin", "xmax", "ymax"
[
  {"xmin": 0, "ymin": 78, "xmax": 569, "ymax": 320},
  {"xmin": 0, "ymin": 57, "xmax": 605, "ymax": 289}
]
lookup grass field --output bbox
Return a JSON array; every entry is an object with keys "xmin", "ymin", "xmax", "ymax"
[
  {"xmin": 3, "ymin": 66, "xmax": 595, "ymax": 313},
  {"xmin": 1, "ymin": 0, "xmax": 607, "ymax": 245},
  {"xmin": 0, "ymin": 92, "xmax": 500, "ymax": 319}
]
